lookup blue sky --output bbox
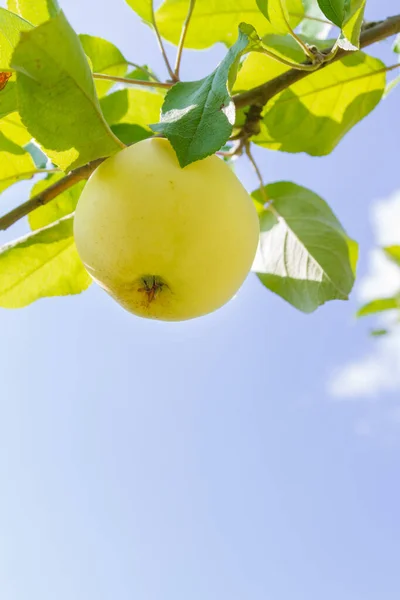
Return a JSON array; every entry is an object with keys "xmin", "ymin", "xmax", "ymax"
[{"xmin": 1, "ymin": 1, "xmax": 400, "ymax": 599}]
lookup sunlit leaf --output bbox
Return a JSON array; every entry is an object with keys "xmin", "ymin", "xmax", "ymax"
[
  {"xmin": 7, "ymin": 0, "xmax": 59, "ymax": 25},
  {"xmin": 317, "ymin": 0, "xmax": 365, "ymax": 49},
  {"xmin": 0, "ymin": 112, "xmax": 36, "ymax": 192},
  {"xmin": 394, "ymin": 34, "xmax": 400, "ymax": 54},
  {"xmin": 0, "ymin": 216, "xmax": 91, "ymax": 308},
  {"xmin": 152, "ymin": 23, "xmax": 259, "ymax": 166},
  {"xmin": 124, "ymin": 0, "xmax": 152, "ymax": 23},
  {"xmin": 79, "ymin": 34, "xmax": 128, "ymax": 97},
  {"xmin": 357, "ymin": 297, "xmax": 400, "ymax": 317},
  {"xmin": 253, "ymin": 52, "xmax": 385, "ymax": 155},
  {"xmin": 0, "ymin": 7, "xmax": 32, "ymax": 70},
  {"xmin": 256, "ymin": 0, "xmax": 295, "ymax": 35},
  {"xmin": 11, "ymin": 11, "xmax": 123, "ymax": 171},
  {"xmin": 100, "ymin": 88, "xmax": 163, "ymax": 130},
  {"xmin": 384, "ymin": 245, "xmax": 400, "ymax": 268},
  {"xmin": 28, "ymin": 173, "xmax": 85, "ymax": 230},
  {"xmin": 252, "ymin": 181, "xmax": 357, "ymax": 313},
  {"xmin": 0, "ymin": 79, "xmax": 17, "ymax": 118},
  {"xmin": 155, "ymin": 0, "xmax": 304, "ymax": 49}
]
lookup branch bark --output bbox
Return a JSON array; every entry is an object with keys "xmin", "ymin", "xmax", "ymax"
[
  {"xmin": 233, "ymin": 14, "xmax": 400, "ymax": 109},
  {"xmin": 0, "ymin": 159, "xmax": 104, "ymax": 232}
]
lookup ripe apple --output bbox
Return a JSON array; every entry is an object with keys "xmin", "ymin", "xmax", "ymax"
[{"xmin": 74, "ymin": 138, "xmax": 259, "ymax": 321}]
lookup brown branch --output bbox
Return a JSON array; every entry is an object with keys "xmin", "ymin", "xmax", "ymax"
[
  {"xmin": 233, "ymin": 14, "xmax": 400, "ymax": 109},
  {"xmin": 0, "ymin": 159, "xmax": 104, "ymax": 232}
]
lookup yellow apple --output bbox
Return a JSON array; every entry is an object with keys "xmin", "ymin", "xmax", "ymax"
[{"xmin": 73, "ymin": 138, "xmax": 259, "ymax": 321}]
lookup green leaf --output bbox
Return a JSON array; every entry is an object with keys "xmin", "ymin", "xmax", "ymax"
[
  {"xmin": 252, "ymin": 181, "xmax": 357, "ymax": 313},
  {"xmin": 316, "ymin": 0, "xmax": 343, "ymax": 27},
  {"xmin": 370, "ymin": 329, "xmax": 389, "ymax": 337},
  {"xmin": 7, "ymin": 0, "xmax": 59, "ymax": 25},
  {"xmin": 384, "ymin": 245, "xmax": 400, "ymax": 268},
  {"xmin": 253, "ymin": 52, "xmax": 386, "ymax": 156},
  {"xmin": 126, "ymin": 65, "xmax": 155, "ymax": 82},
  {"xmin": 0, "ymin": 216, "xmax": 91, "ymax": 308},
  {"xmin": 256, "ymin": 0, "xmax": 295, "ymax": 35},
  {"xmin": 357, "ymin": 297, "xmax": 400, "ymax": 317},
  {"xmin": 11, "ymin": 11, "xmax": 123, "ymax": 171},
  {"xmin": 110, "ymin": 123, "xmax": 152, "ymax": 145},
  {"xmin": 0, "ymin": 79, "xmax": 17, "ymax": 118},
  {"xmin": 28, "ymin": 173, "xmax": 85, "ymax": 230},
  {"xmin": 155, "ymin": 0, "xmax": 304, "ymax": 49},
  {"xmin": 0, "ymin": 112, "xmax": 36, "ymax": 192},
  {"xmin": 394, "ymin": 34, "xmax": 400, "ymax": 54},
  {"xmin": 79, "ymin": 34, "xmax": 128, "ymax": 97},
  {"xmin": 340, "ymin": 0, "xmax": 366, "ymax": 50},
  {"xmin": 124, "ymin": 0, "xmax": 152, "ymax": 24},
  {"xmin": 299, "ymin": 0, "xmax": 332, "ymax": 39},
  {"xmin": 0, "ymin": 7, "xmax": 33, "ymax": 70},
  {"xmin": 317, "ymin": 0, "xmax": 365, "ymax": 49},
  {"xmin": 152, "ymin": 23, "xmax": 258, "ymax": 167},
  {"xmin": 100, "ymin": 88, "xmax": 163, "ymax": 130}
]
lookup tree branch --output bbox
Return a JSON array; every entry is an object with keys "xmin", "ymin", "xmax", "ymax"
[
  {"xmin": 233, "ymin": 14, "xmax": 400, "ymax": 109},
  {"xmin": 0, "ymin": 159, "xmax": 104, "ymax": 232}
]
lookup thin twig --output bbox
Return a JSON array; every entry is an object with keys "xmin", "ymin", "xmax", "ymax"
[
  {"xmin": 93, "ymin": 73, "xmax": 173, "ymax": 89},
  {"xmin": 233, "ymin": 14, "xmax": 400, "ymax": 109},
  {"xmin": 245, "ymin": 143, "xmax": 269, "ymax": 205},
  {"xmin": 126, "ymin": 61, "xmax": 160, "ymax": 82},
  {"xmin": 150, "ymin": 0, "xmax": 177, "ymax": 82},
  {"xmin": 174, "ymin": 0, "xmax": 196, "ymax": 79},
  {"xmin": 0, "ymin": 159, "xmax": 104, "ymax": 232}
]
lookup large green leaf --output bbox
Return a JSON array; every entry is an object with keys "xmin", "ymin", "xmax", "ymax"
[
  {"xmin": 0, "ymin": 7, "xmax": 32, "ymax": 70},
  {"xmin": 79, "ymin": 34, "xmax": 128, "ymax": 97},
  {"xmin": 253, "ymin": 52, "xmax": 386, "ymax": 155},
  {"xmin": 256, "ymin": 0, "xmax": 296, "ymax": 35},
  {"xmin": 11, "ymin": 11, "xmax": 124, "ymax": 171},
  {"xmin": 384, "ymin": 245, "xmax": 400, "ymax": 268},
  {"xmin": 357, "ymin": 297, "xmax": 400, "ymax": 317},
  {"xmin": 7, "ymin": 0, "xmax": 59, "ymax": 25},
  {"xmin": 152, "ymin": 23, "xmax": 259, "ymax": 166},
  {"xmin": 0, "ymin": 80, "xmax": 17, "ymax": 118},
  {"xmin": 252, "ymin": 181, "xmax": 357, "ymax": 313},
  {"xmin": 125, "ymin": 0, "xmax": 152, "ymax": 23},
  {"xmin": 0, "ymin": 216, "xmax": 91, "ymax": 308},
  {"xmin": 28, "ymin": 174, "xmax": 85, "ymax": 230},
  {"xmin": 0, "ymin": 112, "xmax": 36, "ymax": 192},
  {"xmin": 100, "ymin": 88, "xmax": 163, "ymax": 128},
  {"xmin": 154, "ymin": 0, "xmax": 304, "ymax": 49},
  {"xmin": 317, "ymin": 0, "xmax": 365, "ymax": 49}
]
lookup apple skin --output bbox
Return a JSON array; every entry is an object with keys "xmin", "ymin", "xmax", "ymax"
[{"xmin": 74, "ymin": 138, "xmax": 259, "ymax": 321}]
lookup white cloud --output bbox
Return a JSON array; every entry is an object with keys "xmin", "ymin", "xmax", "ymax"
[{"xmin": 328, "ymin": 190, "xmax": 400, "ymax": 400}]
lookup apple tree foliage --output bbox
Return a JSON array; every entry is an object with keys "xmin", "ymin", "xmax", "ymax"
[{"xmin": 0, "ymin": 0, "xmax": 399, "ymax": 320}]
